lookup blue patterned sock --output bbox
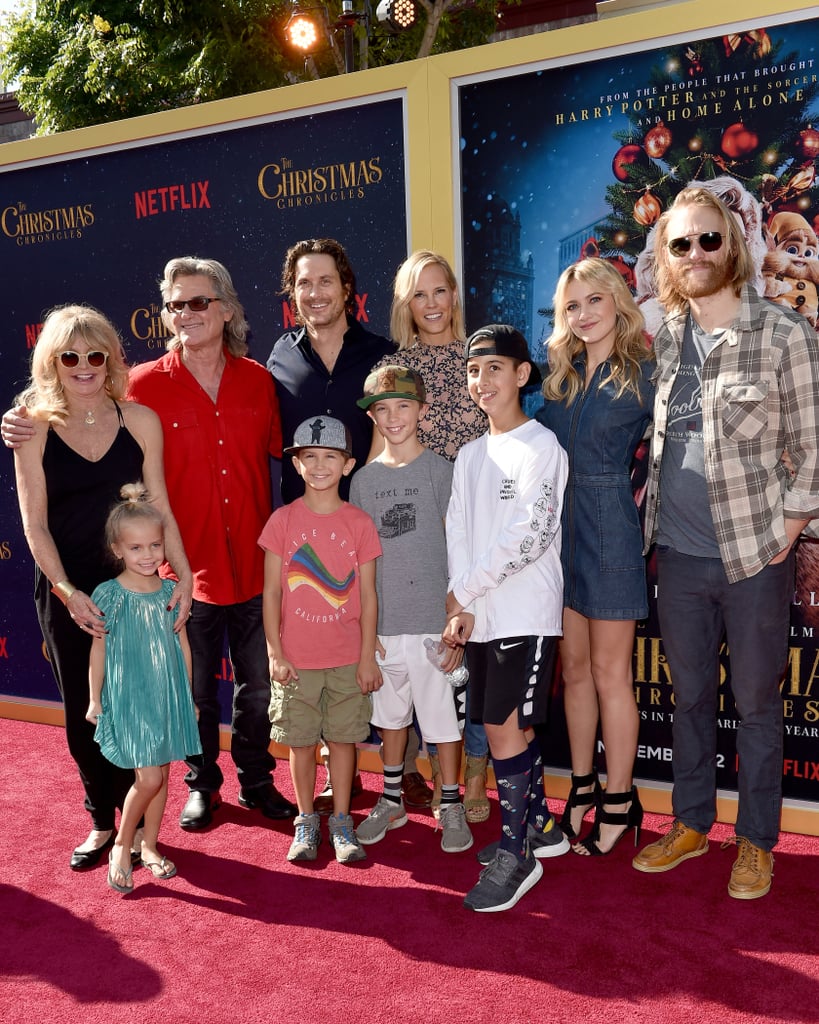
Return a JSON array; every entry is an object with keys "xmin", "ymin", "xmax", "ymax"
[
  {"xmin": 526, "ymin": 736, "xmax": 550, "ymax": 832},
  {"xmin": 492, "ymin": 749, "xmax": 532, "ymax": 861}
]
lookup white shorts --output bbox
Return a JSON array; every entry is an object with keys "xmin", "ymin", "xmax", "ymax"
[{"xmin": 373, "ymin": 634, "xmax": 462, "ymax": 743}]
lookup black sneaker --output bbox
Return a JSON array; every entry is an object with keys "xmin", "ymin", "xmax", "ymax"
[
  {"xmin": 476, "ymin": 817, "xmax": 570, "ymax": 865},
  {"xmin": 464, "ymin": 846, "xmax": 543, "ymax": 912}
]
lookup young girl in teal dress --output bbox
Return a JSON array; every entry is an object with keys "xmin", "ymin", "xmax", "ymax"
[{"xmin": 86, "ymin": 483, "xmax": 201, "ymax": 894}]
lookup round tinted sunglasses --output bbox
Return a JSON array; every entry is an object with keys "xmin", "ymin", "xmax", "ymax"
[
  {"xmin": 58, "ymin": 350, "xmax": 108, "ymax": 368},
  {"xmin": 164, "ymin": 296, "xmax": 219, "ymax": 313},
  {"xmin": 667, "ymin": 231, "xmax": 724, "ymax": 258}
]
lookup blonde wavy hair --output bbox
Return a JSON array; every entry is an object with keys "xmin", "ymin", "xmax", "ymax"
[
  {"xmin": 543, "ymin": 258, "xmax": 651, "ymax": 405},
  {"xmin": 15, "ymin": 304, "xmax": 129, "ymax": 425},
  {"xmin": 390, "ymin": 251, "xmax": 466, "ymax": 350},
  {"xmin": 653, "ymin": 186, "xmax": 755, "ymax": 314}
]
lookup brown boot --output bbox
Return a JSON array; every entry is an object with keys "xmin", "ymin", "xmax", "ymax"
[
  {"xmin": 632, "ymin": 820, "xmax": 708, "ymax": 872},
  {"xmin": 313, "ymin": 758, "xmax": 334, "ymax": 815},
  {"xmin": 464, "ymin": 754, "xmax": 490, "ymax": 823},
  {"xmin": 726, "ymin": 836, "xmax": 774, "ymax": 899},
  {"xmin": 314, "ymin": 758, "xmax": 364, "ymax": 816}
]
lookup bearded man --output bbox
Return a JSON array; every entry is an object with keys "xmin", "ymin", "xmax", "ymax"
[{"xmin": 634, "ymin": 187, "xmax": 819, "ymax": 899}]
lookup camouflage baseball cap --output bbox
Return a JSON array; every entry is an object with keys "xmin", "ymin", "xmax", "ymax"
[
  {"xmin": 284, "ymin": 415, "xmax": 352, "ymax": 456},
  {"xmin": 357, "ymin": 364, "xmax": 427, "ymax": 409}
]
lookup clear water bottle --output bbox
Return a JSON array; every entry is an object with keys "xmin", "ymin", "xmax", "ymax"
[{"xmin": 423, "ymin": 637, "xmax": 469, "ymax": 687}]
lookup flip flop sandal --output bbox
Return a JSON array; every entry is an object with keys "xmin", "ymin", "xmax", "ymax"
[
  {"xmin": 141, "ymin": 856, "xmax": 177, "ymax": 880},
  {"xmin": 107, "ymin": 850, "xmax": 134, "ymax": 894}
]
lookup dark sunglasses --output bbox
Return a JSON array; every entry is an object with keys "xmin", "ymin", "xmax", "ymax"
[
  {"xmin": 667, "ymin": 232, "xmax": 724, "ymax": 257},
  {"xmin": 164, "ymin": 296, "xmax": 219, "ymax": 313},
  {"xmin": 58, "ymin": 349, "xmax": 108, "ymax": 368}
]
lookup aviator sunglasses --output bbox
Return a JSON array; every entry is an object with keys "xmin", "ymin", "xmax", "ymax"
[
  {"xmin": 58, "ymin": 349, "xmax": 108, "ymax": 368},
  {"xmin": 667, "ymin": 231, "xmax": 724, "ymax": 258},
  {"xmin": 164, "ymin": 296, "xmax": 219, "ymax": 313}
]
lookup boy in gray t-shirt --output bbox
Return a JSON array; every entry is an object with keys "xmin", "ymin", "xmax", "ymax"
[{"xmin": 349, "ymin": 365, "xmax": 473, "ymax": 855}]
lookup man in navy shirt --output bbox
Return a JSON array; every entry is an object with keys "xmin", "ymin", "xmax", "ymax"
[
  {"xmin": 267, "ymin": 240, "xmax": 434, "ymax": 812},
  {"xmin": 268, "ymin": 238, "xmax": 395, "ymax": 503}
]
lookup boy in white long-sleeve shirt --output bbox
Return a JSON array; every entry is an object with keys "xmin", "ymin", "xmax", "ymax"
[{"xmin": 444, "ymin": 324, "xmax": 569, "ymax": 912}]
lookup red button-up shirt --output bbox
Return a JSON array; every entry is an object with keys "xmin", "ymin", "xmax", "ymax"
[{"xmin": 128, "ymin": 349, "xmax": 282, "ymax": 605}]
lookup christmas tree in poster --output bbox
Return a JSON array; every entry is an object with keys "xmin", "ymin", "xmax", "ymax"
[{"xmin": 596, "ymin": 27, "xmax": 819, "ymax": 309}]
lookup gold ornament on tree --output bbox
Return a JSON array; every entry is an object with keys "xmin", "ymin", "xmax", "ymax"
[
  {"xmin": 633, "ymin": 188, "xmax": 662, "ymax": 227},
  {"xmin": 644, "ymin": 122, "xmax": 672, "ymax": 160},
  {"xmin": 787, "ymin": 164, "xmax": 816, "ymax": 195}
]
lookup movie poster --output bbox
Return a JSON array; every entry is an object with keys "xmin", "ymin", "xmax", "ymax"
[
  {"xmin": 0, "ymin": 96, "xmax": 408, "ymax": 709},
  {"xmin": 459, "ymin": 13, "xmax": 819, "ymax": 800}
]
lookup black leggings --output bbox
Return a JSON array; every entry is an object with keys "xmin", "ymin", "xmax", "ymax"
[{"xmin": 35, "ymin": 577, "xmax": 134, "ymax": 832}]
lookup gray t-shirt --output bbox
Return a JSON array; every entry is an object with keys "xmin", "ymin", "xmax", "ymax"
[
  {"xmin": 657, "ymin": 316, "xmax": 722, "ymax": 558},
  {"xmin": 349, "ymin": 447, "xmax": 453, "ymax": 635}
]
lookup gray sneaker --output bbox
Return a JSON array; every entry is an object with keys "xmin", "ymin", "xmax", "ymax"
[
  {"xmin": 439, "ymin": 801, "xmax": 474, "ymax": 853},
  {"xmin": 329, "ymin": 812, "xmax": 367, "ymax": 864},
  {"xmin": 476, "ymin": 817, "xmax": 570, "ymax": 865},
  {"xmin": 464, "ymin": 846, "xmax": 543, "ymax": 912},
  {"xmin": 356, "ymin": 796, "xmax": 407, "ymax": 845},
  {"xmin": 287, "ymin": 812, "xmax": 321, "ymax": 862}
]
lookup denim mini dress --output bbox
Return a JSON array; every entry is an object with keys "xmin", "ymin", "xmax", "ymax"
[{"xmin": 536, "ymin": 357, "xmax": 654, "ymax": 620}]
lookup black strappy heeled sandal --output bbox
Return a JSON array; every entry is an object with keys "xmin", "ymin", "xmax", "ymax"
[
  {"xmin": 574, "ymin": 786, "xmax": 644, "ymax": 856},
  {"xmin": 559, "ymin": 770, "xmax": 602, "ymax": 841}
]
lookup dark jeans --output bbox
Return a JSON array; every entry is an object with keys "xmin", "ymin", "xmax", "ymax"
[
  {"xmin": 657, "ymin": 547, "xmax": 792, "ymax": 850},
  {"xmin": 184, "ymin": 594, "xmax": 276, "ymax": 794}
]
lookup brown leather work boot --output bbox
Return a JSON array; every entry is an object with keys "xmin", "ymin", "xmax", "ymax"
[
  {"xmin": 726, "ymin": 836, "xmax": 774, "ymax": 900},
  {"xmin": 632, "ymin": 819, "xmax": 708, "ymax": 873}
]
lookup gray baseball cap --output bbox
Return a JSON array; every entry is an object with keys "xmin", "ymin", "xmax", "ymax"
[{"xmin": 284, "ymin": 416, "xmax": 352, "ymax": 456}]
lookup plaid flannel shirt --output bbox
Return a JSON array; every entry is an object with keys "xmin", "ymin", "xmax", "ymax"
[{"xmin": 643, "ymin": 284, "xmax": 819, "ymax": 583}]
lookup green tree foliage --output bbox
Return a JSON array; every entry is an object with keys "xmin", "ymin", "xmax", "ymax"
[
  {"xmin": 1, "ymin": 1, "xmax": 295, "ymax": 133},
  {"xmin": 1, "ymin": 0, "xmax": 516, "ymax": 135}
]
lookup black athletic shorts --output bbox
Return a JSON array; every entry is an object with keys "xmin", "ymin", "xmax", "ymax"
[{"xmin": 466, "ymin": 635, "xmax": 557, "ymax": 728}]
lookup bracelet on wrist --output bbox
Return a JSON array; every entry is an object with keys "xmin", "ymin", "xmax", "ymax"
[{"xmin": 52, "ymin": 580, "xmax": 77, "ymax": 604}]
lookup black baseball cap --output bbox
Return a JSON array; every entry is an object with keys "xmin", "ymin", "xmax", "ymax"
[{"xmin": 464, "ymin": 324, "xmax": 542, "ymax": 387}]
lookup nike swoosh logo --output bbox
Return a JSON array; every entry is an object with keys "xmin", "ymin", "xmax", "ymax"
[{"xmin": 498, "ymin": 640, "xmax": 524, "ymax": 651}]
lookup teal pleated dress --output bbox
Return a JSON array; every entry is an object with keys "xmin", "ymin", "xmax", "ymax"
[{"xmin": 90, "ymin": 578, "xmax": 202, "ymax": 768}]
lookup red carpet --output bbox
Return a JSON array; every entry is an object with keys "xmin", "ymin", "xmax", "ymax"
[{"xmin": 1, "ymin": 717, "xmax": 817, "ymax": 1024}]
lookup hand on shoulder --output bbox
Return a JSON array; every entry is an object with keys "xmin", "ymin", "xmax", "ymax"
[{"xmin": 2, "ymin": 404, "xmax": 36, "ymax": 449}]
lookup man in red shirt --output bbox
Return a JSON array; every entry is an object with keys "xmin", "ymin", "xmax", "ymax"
[{"xmin": 128, "ymin": 257, "xmax": 296, "ymax": 829}]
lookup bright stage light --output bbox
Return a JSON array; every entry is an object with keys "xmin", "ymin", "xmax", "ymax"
[
  {"xmin": 376, "ymin": 0, "xmax": 418, "ymax": 33},
  {"xmin": 286, "ymin": 12, "xmax": 322, "ymax": 51}
]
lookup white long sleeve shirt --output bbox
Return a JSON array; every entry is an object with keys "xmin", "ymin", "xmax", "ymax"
[{"xmin": 447, "ymin": 418, "xmax": 568, "ymax": 642}]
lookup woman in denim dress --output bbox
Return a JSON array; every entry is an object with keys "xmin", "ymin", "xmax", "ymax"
[{"xmin": 537, "ymin": 258, "xmax": 654, "ymax": 855}]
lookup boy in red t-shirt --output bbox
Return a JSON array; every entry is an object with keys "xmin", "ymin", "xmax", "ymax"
[{"xmin": 259, "ymin": 416, "xmax": 382, "ymax": 864}]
